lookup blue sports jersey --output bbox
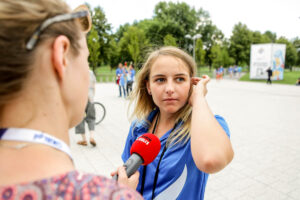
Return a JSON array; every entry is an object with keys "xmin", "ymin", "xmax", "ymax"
[{"xmin": 122, "ymin": 109, "xmax": 230, "ymax": 200}]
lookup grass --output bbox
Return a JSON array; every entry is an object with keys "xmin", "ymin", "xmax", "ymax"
[
  {"xmin": 92, "ymin": 66, "xmax": 115, "ymax": 82},
  {"xmin": 239, "ymin": 70, "xmax": 300, "ymax": 85},
  {"xmin": 93, "ymin": 65, "xmax": 300, "ymax": 85}
]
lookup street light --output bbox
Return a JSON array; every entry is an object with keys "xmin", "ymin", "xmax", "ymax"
[{"xmin": 185, "ymin": 33, "xmax": 201, "ymax": 60}]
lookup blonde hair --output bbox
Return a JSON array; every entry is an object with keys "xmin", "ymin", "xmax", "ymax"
[
  {"xmin": 0, "ymin": 0, "xmax": 90, "ymax": 112},
  {"xmin": 129, "ymin": 46, "xmax": 197, "ymax": 146}
]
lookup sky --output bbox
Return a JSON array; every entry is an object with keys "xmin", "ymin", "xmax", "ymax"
[{"xmin": 66, "ymin": 0, "xmax": 300, "ymax": 40}]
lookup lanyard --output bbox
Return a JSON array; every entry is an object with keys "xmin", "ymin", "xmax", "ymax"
[
  {"xmin": 140, "ymin": 112, "xmax": 177, "ymax": 200},
  {"xmin": 0, "ymin": 128, "xmax": 73, "ymax": 161}
]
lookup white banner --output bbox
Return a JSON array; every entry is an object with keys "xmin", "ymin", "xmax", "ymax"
[{"xmin": 250, "ymin": 44, "xmax": 286, "ymax": 80}]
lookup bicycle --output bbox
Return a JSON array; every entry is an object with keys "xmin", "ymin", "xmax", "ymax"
[{"xmin": 93, "ymin": 102, "xmax": 106, "ymax": 125}]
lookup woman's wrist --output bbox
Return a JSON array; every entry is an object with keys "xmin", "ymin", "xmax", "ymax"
[{"xmin": 191, "ymin": 93, "xmax": 206, "ymax": 106}]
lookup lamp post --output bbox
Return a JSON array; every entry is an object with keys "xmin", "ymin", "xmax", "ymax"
[{"xmin": 185, "ymin": 33, "xmax": 201, "ymax": 60}]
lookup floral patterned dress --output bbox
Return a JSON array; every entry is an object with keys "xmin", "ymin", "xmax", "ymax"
[{"xmin": 0, "ymin": 171, "xmax": 143, "ymax": 200}]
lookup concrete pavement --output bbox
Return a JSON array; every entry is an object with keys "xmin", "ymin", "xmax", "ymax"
[{"xmin": 69, "ymin": 80, "xmax": 300, "ymax": 200}]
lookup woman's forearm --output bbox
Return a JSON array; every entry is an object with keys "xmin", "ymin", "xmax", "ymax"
[{"xmin": 190, "ymin": 96, "xmax": 234, "ymax": 174}]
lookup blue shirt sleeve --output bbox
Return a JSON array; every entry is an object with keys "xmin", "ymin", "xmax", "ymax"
[
  {"xmin": 121, "ymin": 122, "xmax": 137, "ymax": 162},
  {"xmin": 215, "ymin": 115, "xmax": 230, "ymax": 138}
]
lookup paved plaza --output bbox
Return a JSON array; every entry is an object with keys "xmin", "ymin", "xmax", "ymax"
[{"xmin": 69, "ymin": 79, "xmax": 300, "ymax": 200}]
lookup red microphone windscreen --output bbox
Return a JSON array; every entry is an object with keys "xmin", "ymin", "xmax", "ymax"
[{"xmin": 130, "ymin": 133, "xmax": 161, "ymax": 165}]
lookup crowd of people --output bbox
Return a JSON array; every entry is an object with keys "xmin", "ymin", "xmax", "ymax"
[
  {"xmin": 116, "ymin": 62, "xmax": 136, "ymax": 98},
  {"xmin": 215, "ymin": 65, "xmax": 243, "ymax": 80}
]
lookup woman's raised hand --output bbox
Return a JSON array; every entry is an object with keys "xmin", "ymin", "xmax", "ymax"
[{"xmin": 189, "ymin": 75, "xmax": 210, "ymax": 106}]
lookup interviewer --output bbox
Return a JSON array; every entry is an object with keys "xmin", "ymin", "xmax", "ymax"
[{"xmin": 0, "ymin": 1, "xmax": 141, "ymax": 199}]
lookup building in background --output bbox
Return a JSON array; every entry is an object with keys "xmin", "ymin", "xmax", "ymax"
[{"xmin": 250, "ymin": 43, "xmax": 286, "ymax": 80}]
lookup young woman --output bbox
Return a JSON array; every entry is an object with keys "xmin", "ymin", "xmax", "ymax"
[
  {"xmin": 121, "ymin": 46, "xmax": 234, "ymax": 199},
  {"xmin": 0, "ymin": 0, "xmax": 141, "ymax": 199}
]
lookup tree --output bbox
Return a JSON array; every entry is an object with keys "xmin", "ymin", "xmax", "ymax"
[
  {"xmin": 106, "ymin": 38, "xmax": 120, "ymax": 69},
  {"xmin": 251, "ymin": 31, "xmax": 271, "ymax": 44},
  {"xmin": 152, "ymin": 2, "xmax": 202, "ymax": 48},
  {"xmin": 277, "ymin": 37, "xmax": 297, "ymax": 69},
  {"xmin": 229, "ymin": 23, "xmax": 253, "ymax": 67},
  {"xmin": 91, "ymin": 6, "xmax": 113, "ymax": 66},
  {"xmin": 87, "ymin": 26, "xmax": 100, "ymax": 71},
  {"xmin": 154, "ymin": 2, "xmax": 198, "ymax": 35},
  {"xmin": 209, "ymin": 44, "xmax": 234, "ymax": 69},
  {"xmin": 209, "ymin": 44, "xmax": 222, "ymax": 68},
  {"xmin": 199, "ymin": 21, "xmax": 224, "ymax": 70},
  {"xmin": 264, "ymin": 31, "xmax": 277, "ymax": 43},
  {"xmin": 292, "ymin": 37, "xmax": 300, "ymax": 67},
  {"xmin": 164, "ymin": 34, "xmax": 177, "ymax": 46},
  {"xmin": 119, "ymin": 26, "xmax": 149, "ymax": 67},
  {"xmin": 115, "ymin": 23, "xmax": 131, "ymax": 42},
  {"xmin": 195, "ymin": 39, "xmax": 206, "ymax": 67}
]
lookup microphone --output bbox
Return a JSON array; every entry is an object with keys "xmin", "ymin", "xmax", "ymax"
[{"xmin": 113, "ymin": 133, "xmax": 161, "ymax": 180}]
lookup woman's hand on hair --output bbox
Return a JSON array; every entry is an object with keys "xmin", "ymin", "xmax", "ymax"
[
  {"xmin": 189, "ymin": 75, "xmax": 210, "ymax": 106},
  {"xmin": 110, "ymin": 166, "xmax": 140, "ymax": 190}
]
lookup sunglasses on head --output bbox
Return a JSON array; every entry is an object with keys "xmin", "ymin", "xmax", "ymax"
[{"xmin": 26, "ymin": 5, "xmax": 91, "ymax": 50}]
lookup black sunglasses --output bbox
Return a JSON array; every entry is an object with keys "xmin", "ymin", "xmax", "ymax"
[{"xmin": 26, "ymin": 10, "xmax": 89, "ymax": 50}]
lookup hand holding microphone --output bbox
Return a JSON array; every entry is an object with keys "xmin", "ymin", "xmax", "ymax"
[{"xmin": 112, "ymin": 133, "xmax": 161, "ymax": 184}]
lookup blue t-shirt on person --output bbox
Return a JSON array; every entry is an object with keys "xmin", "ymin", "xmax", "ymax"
[{"xmin": 122, "ymin": 109, "xmax": 230, "ymax": 200}]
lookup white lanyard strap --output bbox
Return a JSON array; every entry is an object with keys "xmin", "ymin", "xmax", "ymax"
[{"xmin": 0, "ymin": 128, "xmax": 73, "ymax": 161}]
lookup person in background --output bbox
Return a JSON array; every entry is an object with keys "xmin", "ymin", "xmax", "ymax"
[
  {"xmin": 121, "ymin": 46, "xmax": 233, "ymax": 200},
  {"xmin": 228, "ymin": 66, "xmax": 233, "ymax": 78},
  {"xmin": 126, "ymin": 64, "xmax": 136, "ymax": 96},
  {"xmin": 218, "ymin": 66, "xmax": 224, "ymax": 79},
  {"xmin": 266, "ymin": 67, "xmax": 273, "ymax": 84},
  {"xmin": 237, "ymin": 66, "xmax": 242, "ymax": 78},
  {"xmin": 75, "ymin": 69, "xmax": 97, "ymax": 146},
  {"xmin": 296, "ymin": 77, "xmax": 300, "ymax": 86},
  {"xmin": 119, "ymin": 64, "xmax": 128, "ymax": 98},
  {"xmin": 0, "ymin": 1, "xmax": 142, "ymax": 199},
  {"xmin": 116, "ymin": 63, "xmax": 123, "ymax": 97}
]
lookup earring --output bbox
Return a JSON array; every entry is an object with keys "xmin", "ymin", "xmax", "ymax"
[{"xmin": 148, "ymin": 91, "xmax": 151, "ymax": 95}]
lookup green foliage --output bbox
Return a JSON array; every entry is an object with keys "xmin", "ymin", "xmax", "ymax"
[
  {"xmin": 240, "ymin": 71, "xmax": 300, "ymax": 85},
  {"xmin": 152, "ymin": 2, "xmax": 208, "ymax": 49},
  {"xmin": 84, "ymin": 1, "xmax": 298, "ymax": 73},
  {"xmin": 107, "ymin": 39, "xmax": 120, "ymax": 68},
  {"xmin": 252, "ymin": 31, "xmax": 272, "ymax": 44},
  {"xmin": 163, "ymin": 34, "xmax": 177, "ymax": 46},
  {"xmin": 91, "ymin": 6, "xmax": 113, "ymax": 66},
  {"xmin": 87, "ymin": 26, "xmax": 100, "ymax": 70},
  {"xmin": 119, "ymin": 26, "xmax": 149, "ymax": 67},
  {"xmin": 209, "ymin": 44, "xmax": 234, "ymax": 68},
  {"xmin": 195, "ymin": 39, "xmax": 206, "ymax": 66},
  {"xmin": 292, "ymin": 37, "xmax": 300, "ymax": 66},
  {"xmin": 263, "ymin": 31, "xmax": 277, "ymax": 43},
  {"xmin": 209, "ymin": 44, "xmax": 222, "ymax": 68},
  {"xmin": 154, "ymin": 2, "xmax": 198, "ymax": 35},
  {"xmin": 199, "ymin": 20, "xmax": 224, "ymax": 69},
  {"xmin": 115, "ymin": 23, "xmax": 131, "ymax": 42},
  {"xmin": 277, "ymin": 37, "xmax": 297, "ymax": 68},
  {"xmin": 229, "ymin": 23, "xmax": 252, "ymax": 66}
]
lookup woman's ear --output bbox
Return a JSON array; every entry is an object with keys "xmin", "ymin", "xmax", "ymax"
[{"xmin": 52, "ymin": 35, "xmax": 71, "ymax": 80}]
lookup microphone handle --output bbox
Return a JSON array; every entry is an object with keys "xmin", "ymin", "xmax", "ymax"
[{"xmin": 112, "ymin": 153, "xmax": 144, "ymax": 181}]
